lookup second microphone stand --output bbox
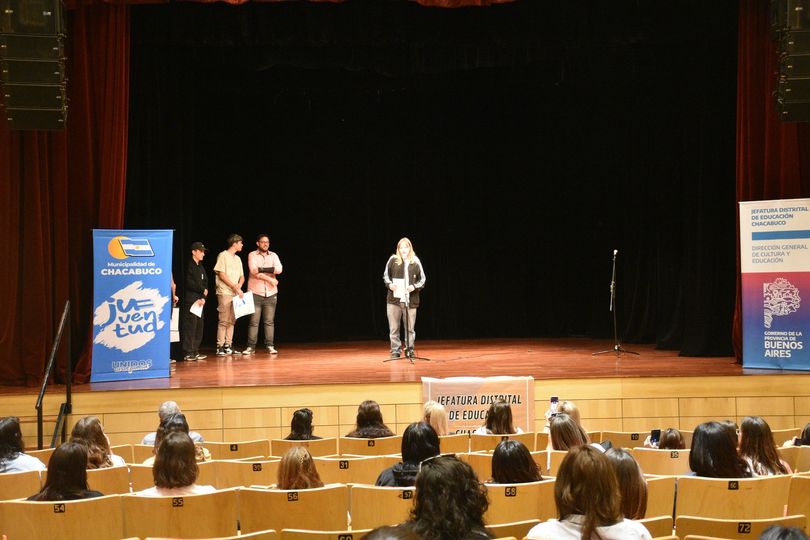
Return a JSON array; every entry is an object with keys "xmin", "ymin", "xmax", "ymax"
[{"xmin": 593, "ymin": 250, "xmax": 638, "ymax": 358}]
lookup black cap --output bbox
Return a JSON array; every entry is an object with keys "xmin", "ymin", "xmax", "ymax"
[{"xmin": 190, "ymin": 241, "xmax": 207, "ymax": 251}]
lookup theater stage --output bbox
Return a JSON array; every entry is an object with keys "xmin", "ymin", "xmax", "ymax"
[{"xmin": 5, "ymin": 338, "xmax": 810, "ymax": 446}]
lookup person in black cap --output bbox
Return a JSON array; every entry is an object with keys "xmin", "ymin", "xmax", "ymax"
[{"xmin": 181, "ymin": 241, "xmax": 209, "ymax": 361}]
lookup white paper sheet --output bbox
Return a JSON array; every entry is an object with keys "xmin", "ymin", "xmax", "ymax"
[
  {"xmin": 232, "ymin": 291, "xmax": 255, "ymax": 319},
  {"xmin": 190, "ymin": 301, "xmax": 204, "ymax": 318}
]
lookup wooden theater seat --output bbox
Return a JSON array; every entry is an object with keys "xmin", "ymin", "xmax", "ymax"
[
  {"xmin": 484, "ymin": 479, "xmax": 556, "ymax": 524},
  {"xmin": 239, "ymin": 484, "xmax": 350, "ymax": 534},
  {"xmin": 348, "ymin": 484, "xmax": 415, "ymax": 530},
  {"xmin": 121, "ymin": 488, "xmax": 239, "ymax": 538},
  {"xmin": 645, "ymin": 475, "xmax": 677, "ymax": 518},
  {"xmin": 787, "ymin": 474, "xmax": 810, "ymax": 523},
  {"xmin": 632, "ymin": 448, "xmax": 691, "ymax": 476},
  {"xmin": 133, "ymin": 443, "xmax": 156, "ymax": 464},
  {"xmin": 547, "ymin": 450, "xmax": 567, "ymax": 477},
  {"xmin": 470, "ymin": 432, "xmax": 535, "ymax": 452},
  {"xmin": 146, "ymin": 530, "xmax": 278, "ymax": 540},
  {"xmin": 675, "ymin": 475, "xmax": 791, "ymax": 520},
  {"xmin": 599, "ymin": 430, "xmax": 646, "ymax": 449},
  {"xmin": 203, "ymin": 439, "xmax": 271, "ymax": 460},
  {"xmin": 271, "ymin": 438, "xmax": 338, "ymax": 458},
  {"xmin": 214, "ymin": 459, "xmax": 280, "ymax": 489},
  {"xmin": 314, "ymin": 455, "xmax": 399, "ymax": 485},
  {"xmin": 638, "ymin": 515, "xmax": 674, "ymax": 538},
  {"xmin": 280, "ymin": 529, "xmax": 370, "ymax": 540},
  {"xmin": 87, "ymin": 465, "xmax": 131, "ymax": 494},
  {"xmin": 338, "ymin": 435, "xmax": 402, "ymax": 456},
  {"xmin": 0, "ymin": 468, "xmax": 41, "ymax": 501},
  {"xmin": 0, "ymin": 494, "xmax": 124, "ymax": 540},
  {"xmin": 439, "ymin": 433, "xmax": 471, "ymax": 453},
  {"xmin": 675, "ymin": 514, "xmax": 806, "ymax": 539}
]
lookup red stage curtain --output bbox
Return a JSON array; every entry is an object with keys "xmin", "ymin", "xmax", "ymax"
[
  {"xmin": 733, "ymin": 0, "xmax": 810, "ymax": 361},
  {"xmin": 0, "ymin": 4, "xmax": 129, "ymax": 386}
]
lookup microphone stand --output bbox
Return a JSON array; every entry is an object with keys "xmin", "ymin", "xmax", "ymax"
[{"xmin": 593, "ymin": 250, "xmax": 638, "ymax": 358}]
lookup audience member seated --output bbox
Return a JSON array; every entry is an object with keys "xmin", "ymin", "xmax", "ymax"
[
  {"xmin": 526, "ymin": 445, "xmax": 651, "ymax": 540},
  {"xmin": 376, "ymin": 422, "xmax": 440, "ymax": 487},
  {"xmin": 549, "ymin": 413, "xmax": 590, "ymax": 451},
  {"xmin": 363, "ymin": 525, "xmax": 423, "ymax": 540},
  {"xmin": 490, "ymin": 439, "xmax": 542, "ymax": 484},
  {"xmin": 759, "ymin": 525, "xmax": 810, "ymax": 540},
  {"xmin": 0, "ymin": 416, "xmax": 46, "ymax": 473},
  {"xmin": 739, "ymin": 416, "xmax": 792, "ymax": 475},
  {"xmin": 276, "ymin": 446, "xmax": 324, "ymax": 490},
  {"xmin": 782, "ymin": 422, "xmax": 810, "ymax": 447},
  {"xmin": 604, "ymin": 447, "xmax": 647, "ymax": 519},
  {"xmin": 137, "ymin": 432, "xmax": 216, "ymax": 496},
  {"xmin": 70, "ymin": 416, "xmax": 126, "ymax": 468},
  {"xmin": 689, "ymin": 421, "xmax": 752, "ymax": 478},
  {"xmin": 423, "ymin": 401, "xmax": 448, "ymax": 436},
  {"xmin": 402, "ymin": 455, "xmax": 492, "ymax": 540},
  {"xmin": 27, "ymin": 441, "xmax": 103, "ymax": 501},
  {"xmin": 474, "ymin": 400, "xmax": 523, "ymax": 435},
  {"xmin": 346, "ymin": 400, "xmax": 395, "ymax": 438},
  {"xmin": 648, "ymin": 427, "xmax": 686, "ymax": 450},
  {"xmin": 284, "ymin": 407, "xmax": 322, "ymax": 440},
  {"xmin": 141, "ymin": 400, "xmax": 203, "ymax": 445},
  {"xmin": 543, "ymin": 400, "xmax": 582, "ymax": 434},
  {"xmin": 143, "ymin": 413, "xmax": 211, "ymax": 466}
]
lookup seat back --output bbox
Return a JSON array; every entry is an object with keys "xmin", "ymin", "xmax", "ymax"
[
  {"xmin": 280, "ymin": 529, "xmax": 371, "ymax": 540},
  {"xmin": 787, "ymin": 474, "xmax": 810, "ymax": 521},
  {"xmin": 461, "ymin": 452, "xmax": 493, "ymax": 482},
  {"xmin": 132, "ymin": 444, "xmax": 155, "ymax": 464},
  {"xmin": 771, "ymin": 428, "xmax": 801, "ymax": 447},
  {"xmin": 110, "ymin": 444, "xmax": 134, "ymax": 464},
  {"xmin": 638, "ymin": 514, "xmax": 674, "ymax": 538},
  {"xmin": 674, "ymin": 514, "xmax": 806, "ymax": 539},
  {"xmin": 128, "ymin": 464, "xmax": 154, "ymax": 492},
  {"xmin": 484, "ymin": 480, "xmax": 555, "ymax": 524},
  {"xmin": 470, "ymin": 432, "xmax": 535, "ymax": 452},
  {"xmin": 645, "ymin": 475, "xmax": 676, "ymax": 518},
  {"xmin": 314, "ymin": 455, "xmax": 400, "ymax": 485},
  {"xmin": 87, "ymin": 465, "xmax": 131, "ymax": 494},
  {"xmin": 271, "ymin": 438, "xmax": 338, "ymax": 458},
  {"xmin": 338, "ymin": 436, "xmax": 402, "ymax": 456},
  {"xmin": 485, "ymin": 519, "xmax": 540, "ymax": 540},
  {"xmin": 0, "ymin": 494, "xmax": 123, "ymax": 540},
  {"xmin": 239, "ymin": 484, "xmax": 349, "ymax": 534},
  {"xmin": 0, "ymin": 469, "xmax": 41, "ymax": 501},
  {"xmin": 439, "ymin": 433, "xmax": 470, "ymax": 453},
  {"xmin": 777, "ymin": 446, "xmax": 800, "ymax": 472},
  {"xmin": 534, "ymin": 432, "xmax": 549, "ymax": 451},
  {"xmin": 632, "ymin": 448, "xmax": 692, "ymax": 476},
  {"xmin": 675, "ymin": 475, "xmax": 791, "ymax": 519},
  {"xmin": 547, "ymin": 450, "xmax": 567, "ymax": 477},
  {"xmin": 121, "ymin": 488, "xmax": 239, "ymax": 538},
  {"xmin": 204, "ymin": 439, "xmax": 271, "ymax": 460},
  {"xmin": 600, "ymin": 430, "xmax": 646, "ymax": 449},
  {"xmin": 26, "ymin": 447, "xmax": 54, "ymax": 466},
  {"xmin": 796, "ymin": 446, "xmax": 810, "ymax": 473},
  {"xmin": 215, "ymin": 459, "xmax": 280, "ymax": 489},
  {"xmin": 348, "ymin": 484, "xmax": 415, "ymax": 530}
]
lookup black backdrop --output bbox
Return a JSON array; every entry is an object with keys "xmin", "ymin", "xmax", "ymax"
[{"xmin": 125, "ymin": 0, "xmax": 738, "ymax": 355}]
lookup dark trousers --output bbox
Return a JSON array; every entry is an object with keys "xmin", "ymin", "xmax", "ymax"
[{"xmin": 181, "ymin": 301, "xmax": 205, "ymax": 355}]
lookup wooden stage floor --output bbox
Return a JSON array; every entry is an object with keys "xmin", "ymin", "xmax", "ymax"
[{"xmin": 63, "ymin": 337, "xmax": 782, "ymax": 394}]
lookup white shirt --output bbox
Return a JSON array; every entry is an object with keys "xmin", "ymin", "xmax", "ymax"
[
  {"xmin": 141, "ymin": 431, "xmax": 204, "ymax": 446},
  {"xmin": 527, "ymin": 515, "xmax": 652, "ymax": 540},
  {"xmin": 136, "ymin": 484, "xmax": 216, "ymax": 497},
  {"xmin": 110, "ymin": 454, "xmax": 127, "ymax": 467},
  {"xmin": 0, "ymin": 453, "xmax": 47, "ymax": 473}
]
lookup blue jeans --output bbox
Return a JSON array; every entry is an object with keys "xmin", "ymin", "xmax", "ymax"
[
  {"xmin": 387, "ymin": 302, "xmax": 417, "ymax": 352},
  {"xmin": 247, "ymin": 294, "xmax": 278, "ymax": 348}
]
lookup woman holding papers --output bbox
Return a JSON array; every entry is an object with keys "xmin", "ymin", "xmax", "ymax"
[
  {"xmin": 182, "ymin": 241, "xmax": 209, "ymax": 361},
  {"xmin": 383, "ymin": 237, "xmax": 426, "ymax": 359}
]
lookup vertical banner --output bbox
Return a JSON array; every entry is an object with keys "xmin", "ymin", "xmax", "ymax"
[
  {"xmin": 91, "ymin": 230, "xmax": 174, "ymax": 382},
  {"xmin": 422, "ymin": 376, "xmax": 535, "ymax": 434},
  {"xmin": 739, "ymin": 199, "xmax": 810, "ymax": 370}
]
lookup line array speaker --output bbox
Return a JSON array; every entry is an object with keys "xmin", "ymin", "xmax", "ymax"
[
  {"xmin": 772, "ymin": 1, "xmax": 810, "ymax": 121},
  {"xmin": 0, "ymin": 0, "xmax": 67, "ymax": 130}
]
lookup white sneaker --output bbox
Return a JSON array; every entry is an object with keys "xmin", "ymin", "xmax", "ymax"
[
  {"xmin": 242, "ymin": 347, "xmax": 255, "ymax": 355},
  {"xmin": 268, "ymin": 346, "xmax": 278, "ymax": 354}
]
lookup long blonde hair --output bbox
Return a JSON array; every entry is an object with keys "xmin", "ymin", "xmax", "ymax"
[
  {"xmin": 277, "ymin": 446, "xmax": 324, "ymax": 490},
  {"xmin": 395, "ymin": 237, "xmax": 416, "ymax": 265},
  {"xmin": 423, "ymin": 401, "xmax": 448, "ymax": 436}
]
